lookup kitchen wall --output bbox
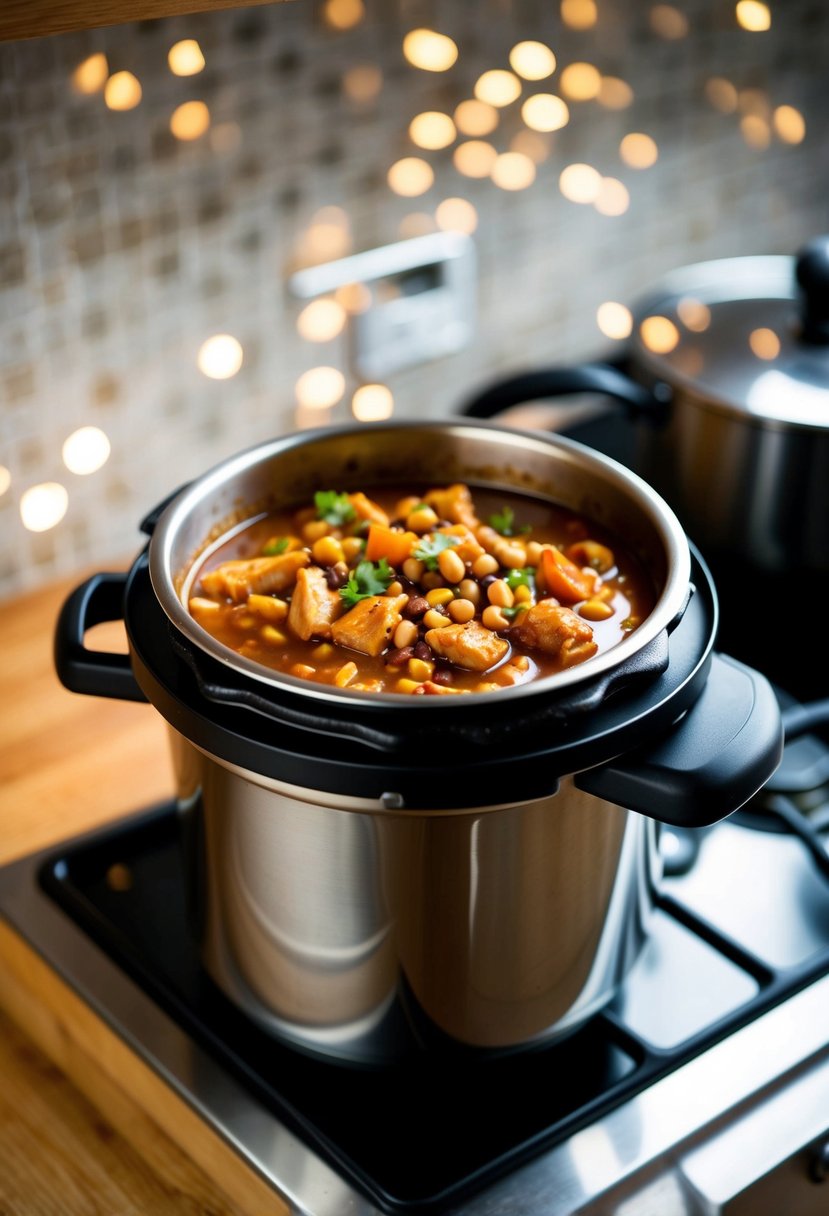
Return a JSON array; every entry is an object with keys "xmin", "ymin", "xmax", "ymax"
[{"xmin": 1, "ymin": 0, "xmax": 827, "ymax": 597}]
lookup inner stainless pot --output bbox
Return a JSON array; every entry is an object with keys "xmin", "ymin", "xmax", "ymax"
[
  {"xmin": 149, "ymin": 420, "xmax": 691, "ymax": 708},
  {"xmin": 172, "ymin": 730, "xmax": 658, "ymax": 1062}
]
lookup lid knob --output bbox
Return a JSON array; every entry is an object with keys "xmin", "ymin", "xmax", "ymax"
[{"xmin": 796, "ymin": 235, "xmax": 829, "ymax": 345}]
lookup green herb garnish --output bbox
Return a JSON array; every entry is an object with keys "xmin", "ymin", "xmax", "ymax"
[
  {"xmin": 489, "ymin": 506, "xmax": 531, "ymax": 537},
  {"xmin": 314, "ymin": 490, "xmax": 357, "ymax": 527},
  {"xmin": 501, "ymin": 603, "xmax": 530, "ymax": 620},
  {"xmin": 263, "ymin": 537, "xmax": 290, "ymax": 556},
  {"xmin": 414, "ymin": 533, "xmax": 460, "ymax": 571},
  {"xmin": 505, "ymin": 567, "xmax": 534, "ymax": 590},
  {"xmin": 410, "ymin": 502, "xmax": 431, "ymax": 512},
  {"xmin": 339, "ymin": 559, "xmax": 394, "ymax": 608}
]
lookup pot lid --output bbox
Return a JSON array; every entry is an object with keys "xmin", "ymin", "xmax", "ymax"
[{"xmin": 630, "ymin": 237, "xmax": 829, "ymax": 428}]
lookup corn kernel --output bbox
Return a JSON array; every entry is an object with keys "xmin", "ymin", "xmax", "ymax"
[
  {"xmin": 407, "ymin": 506, "xmax": 439, "ymax": 532},
  {"xmin": 579, "ymin": 599, "xmax": 614, "ymax": 621},
  {"xmin": 396, "ymin": 677, "xmax": 421, "ymax": 694},
  {"xmin": 342, "ymin": 536, "xmax": 364, "ymax": 561},
  {"xmin": 261, "ymin": 625, "xmax": 286, "ymax": 644},
  {"xmin": 247, "ymin": 594, "xmax": 289, "ymax": 622},
  {"xmin": 334, "ymin": 661, "xmax": 359, "ymax": 687},
  {"xmin": 312, "ymin": 535, "xmax": 345, "ymax": 566},
  {"xmin": 291, "ymin": 663, "xmax": 316, "ymax": 678},
  {"xmin": 303, "ymin": 519, "xmax": 330, "ymax": 543},
  {"xmin": 426, "ymin": 587, "xmax": 455, "ymax": 607},
  {"xmin": 387, "ymin": 580, "xmax": 404, "ymax": 596},
  {"xmin": 514, "ymin": 584, "xmax": 532, "ymax": 603},
  {"xmin": 312, "ymin": 642, "xmax": 335, "ymax": 659},
  {"xmin": 408, "ymin": 657, "xmax": 434, "ymax": 682},
  {"xmin": 423, "ymin": 608, "xmax": 448, "ymax": 629}
]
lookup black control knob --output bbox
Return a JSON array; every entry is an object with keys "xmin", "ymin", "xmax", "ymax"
[
  {"xmin": 796, "ymin": 235, "xmax": 829, "ymax": 345},
  {"xmin": 808, "ymin": 1138, "xmax": 829, "ymax": 1183}
]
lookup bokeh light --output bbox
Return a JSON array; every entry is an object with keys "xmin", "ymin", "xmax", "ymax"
[
  {"xmin": 677, "ymin": 298, "xmax": 712, "ymax": 332},
  {"xmin": 491, "ymin": 152, "xmax": 536, "ymax": 191},
  {"xmin": 749, "ymin": 328, "xmax": 781, "ymax": 359},
  {"xmin": 398, "ymin": 213, "xmax": 436, "ymax": 238},
  {"xmin": 561, "ymin": 0, "xmax": 597, "ymax": 28},
  {"xmin": 509, "ymin": 41, "xmax": 557, "ymax": 80},
  {"xmin": 295, "ymin": 367, "xmax": 346, "ymax": 410},
  {"xmin": 296, "ymin": 298, "xmax": 347, "ymax": 342},
  {"xmin": 559, "ymin": 163, "xmax": 602, "ymax": 203},
  {"xmin": 705, "ymin": 77, "xmax": 739, "ymax": 113},
  {"xmin": 594, "ymin": 177, "xmax": 630, "ymax": 216},
  {"xmin": 409, "ymin": 111, "xmax": 456, "ymax": 150},
  {"xmin": 740, "ymin": 114, "xmax": 771, "ymax": 148},
  {"xmin": 522, "ymin": 93, "xmax": 569, "ymax": 132},
  {"xmin": 352, "ymin": 384, "xmax": 394, "ymax": 421},
  {"xmin": 510, "ymin": 130, "xmax": 552, "ymax": 163},
  {"xmin": 597, "ymin": 302, "xmax": 633, "ymax": 340},
  {"xmin": 474, "ymin": 70, "xmax": 522, "ymax": 107},
  {"xmin": 598, "ymin": 77, "xmax": 634, "ymax": 109},
  {"xmin": 299, "ymin": 206, "xmax": 353, "ymax": 263},
  {"xmin": 402, "ymin": 29, "xmax": 458, "ymax": 72},
  {"xmin": 640, "ymin": 316, "xmax": 681, "ymax": 354},
  {"xmin": 387, "ymin": 157, "xmax": 434, "ymax": 197},
  {"xmin": 454, "ymin": 99, "xmax": 499, "ymax": 136},
  {"xmin": 20, "ymin": 483, "xmax": 68, "ymax": 533},
  {"xmin": 168, "ymin": 40, "xmax": 205, "ymax": 76},
  {"xmin": 559, "ymin": 63, "xmax": 601, "ymax": 101},
  {"xmin": 170, "ymin": 100, "xmax": 210, "ymax": 141},
  {"xmin": 0, "ymin": 466, "xmax": 11, "ymax": 497},
  {"xmin": 335, "ymin": 282, "xmax": 373, "ymax": 314},
  {"xmin": 453, "ymin": 140, "xmax": 498, "ymax": 178},
  {"xmin": 649, "ymin": 5, "xmax": 690, "ymax": 38},
  {"xmin": 435, "ymin": 197, "xmax": 479, "ymax": 233},
  {"xmin": 342, "ymin": 63, "xmax": 383, "ymax": 102},
  {"xmin": 62, "ymin": 426, "xmax": 111, "ymax": 475},
  {"xmin": 198, "ymin": 335, "xmax": 244, "ymax": 379},
  {"xmin": 324, "ymin": 0, "xmax": 365, "ymax": 30},
  {"xmin": 104, "ymin": 71, "xmax": 142, "ymax": 111},
  {"xmin": 72, "ymin": 53, "xmax": 108, "ymax": 94},
  {"xmin": 736, "ymin": 1, "xmax": 771, "ymax": 31},
  {"xmin": 620, "ymin": 132, "xmax": 659, "ymax": 168},
  {"xmin": 774, "ymin": 105, "xmax": 806, "ymax": 144}
]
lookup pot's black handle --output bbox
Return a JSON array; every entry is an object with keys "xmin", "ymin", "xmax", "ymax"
[
  {"xmin": 459, "ymin": 363, "xmax": 664, "ymax": 422},
  {"xmin": 54, "ymin": 573, "xmax": 147, "ymax": 702},
  {"xmin": 575, "ymin": 653, "xmax": 783, "ymax": 828}
]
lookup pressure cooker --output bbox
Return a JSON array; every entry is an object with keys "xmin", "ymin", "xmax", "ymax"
[
  {"xmin": 461, "ymin": 237, "xmax": 829, "ymax": 581},
  {"xmin": 54, "ymin": 421, "xmax": 783, "ymax": 1064}
]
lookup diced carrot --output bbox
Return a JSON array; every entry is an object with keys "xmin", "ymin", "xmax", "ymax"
[
  {"xmin": 540, "ymin": 546, "xmax": 595, "ymax": 604},
  {"xmin": 348, "ymin": 492, "xmax": 389, "ymax": 526},
  {"xmin": 365, "ymin": 524, "xmax": 418, "ymax": 567}
]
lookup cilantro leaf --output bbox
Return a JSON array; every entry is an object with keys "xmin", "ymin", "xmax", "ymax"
[
  {"xmin": 339, "ymin": 559, "xmax": 394, "ymax": 608},
  {"xmin": 502, "ymin": 603, "xmax": 530, "ymax": 620},
  {"xmin": 314, "ymin": 490, "xmax": 357, "ymax": 527},
  {"xmin": 263, "ymin": 537, "xmax": 290, "ymax": 556},
  {"xmin": 489, "ymin": 506, "xmax": 531, "ymax": 536},
  {"xmin": 413, "ymin": 533, "xmax": 460, "ymax": 571}
]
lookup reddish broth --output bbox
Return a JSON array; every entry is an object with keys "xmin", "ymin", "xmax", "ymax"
[{"xmin": 188, "ymin": 484, "xmax": 656, "ymax": 696}]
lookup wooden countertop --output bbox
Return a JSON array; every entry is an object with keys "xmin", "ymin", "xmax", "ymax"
[{"xmin": 0, "ymin": 571, "xmax": 284, "ymax": 1214}]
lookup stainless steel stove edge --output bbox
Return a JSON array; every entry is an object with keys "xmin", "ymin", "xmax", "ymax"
[{"xmin": 1, "ymin": 832, "xmax": 828, "ymax": 1216}]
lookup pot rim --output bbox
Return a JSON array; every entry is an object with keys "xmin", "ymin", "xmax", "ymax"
[{"xmin": 148, "ymin": 419, "xmax": 692, "ymax": 711}]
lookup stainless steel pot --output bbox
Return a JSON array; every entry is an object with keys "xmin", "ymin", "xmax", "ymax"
[
  {"xmin": 54, "ymin": 419, "xmax": 783, "ymax": 1064},
  {"xmin": 462, "ymin": 237, "xmax": 829, "ymax": 579}
]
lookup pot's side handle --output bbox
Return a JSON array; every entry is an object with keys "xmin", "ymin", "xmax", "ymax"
[
  {"xmin": 575, "ymin": 654, "xmax": 783, "ymax": 828},
  {"xmin": 54, "ymin": 573, "xmax": 147, "ymax": 702},
  {"xmin": 458, "ymin": 363, "xmax": 663, "ymax": 421}
]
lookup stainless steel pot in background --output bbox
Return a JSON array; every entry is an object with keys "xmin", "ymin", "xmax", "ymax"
[{"xmin": 462, "ymin": 237, "xmax": 829, "ymax": 580}]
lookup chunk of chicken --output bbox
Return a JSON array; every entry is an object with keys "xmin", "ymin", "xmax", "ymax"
[
  {"xmin": 510, "ymin": 601, "xmax": 598, "ymax": 668},
  {"xmin": 424, "ymin": 620, "xmax": 509, "ymax": 671},
  {"xmin": 200, "ymin": 551, "xmax": 309, "ymax": 602},
  {"xmin": 331, "ymin": 594, "xmax": 408, "ymax": 657},
  {"xmin": 348, "ymin": 491, "xmax": 389, "ymax": 527},
  {"xmin": 288, "ymin": 566, "xmax": 343, "ymax": 641},
  {"xmin": 424, "ymin": 483, "xmax": 480, "ymax": 531}
]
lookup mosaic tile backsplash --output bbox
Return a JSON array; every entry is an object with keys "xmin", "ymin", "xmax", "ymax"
[{"xmin": 1, "ymin": 0, "xmax": 827, "ymax": 597}]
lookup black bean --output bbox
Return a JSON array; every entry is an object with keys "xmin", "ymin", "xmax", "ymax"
[
  {"xmin": 431, "ymin": 668, "xmax": 453, "ymax": 686},
  {"xmin": 404, "ymin": 596, "xmax": 430, "ymax": 619},
  {"xmin": 480, "ymin": 574, "xmax": 498, "ymax": 592},
  {"xmin": 385, "ymin": 646, "xmax": 414, "ymax": 666},
  {"xmin": 324, "ymin": 562, "xmax": 349, "ymax": 589},
  {"xmin": 413, "ymin": 640, "xmax": 432, "ymax": 661}
]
